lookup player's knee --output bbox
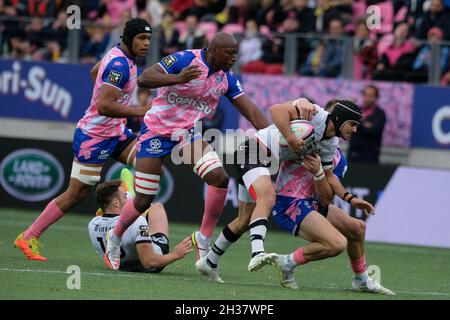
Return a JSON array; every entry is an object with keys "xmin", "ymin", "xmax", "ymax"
[
  {"xmin": 256, "ymin": 189, "xmax": 276, "ymax": 209},
  {"xmin": 134, "ymin": 195, "xmax": 153, "ymax": 213},
  {"xmin": 207, "ymin": 171, "xmax": 229, "ymax": 188},
  {"xmin": 353, "ymin": 220, "xmax": 366, "ymax": 241},
  {"xmin": 326, "ymin": 235, "xmax": 347, "ymax": 257}
]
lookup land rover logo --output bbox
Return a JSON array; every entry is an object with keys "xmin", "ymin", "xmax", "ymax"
[
  {"xmin": 105, "ymin": 164, "xmax": 174, "ymax": 204},
  {"xmin": 0, "ymin": 149, "xmax": 64, "ymax": 202}
]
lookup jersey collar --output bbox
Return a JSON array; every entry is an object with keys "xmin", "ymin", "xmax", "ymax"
[
  {"xmin": 201, "ymin": 48, "xmax": 215, "ymax": 77},
  {"xmin": 116, "ymin": 44, "xmax": 136, "ymax": 63},
  {"xmin": 102, "ymin": 213, "xmax": 118, "ymax": 218}
]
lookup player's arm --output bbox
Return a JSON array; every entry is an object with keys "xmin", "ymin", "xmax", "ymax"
[
  {"xmin": 136, "ymin": 237, "xmax": 193, "ymax": 269},
  {"xmin": 326, "ymin": 171, "xmax": 375, "ymax": 216},
  {"xmin": 269, "ymin": 98, "xmax": 316, "ymax": 151},
  {"xmin": 90, "ymin": 61, "xmax": 101, "ymax": 81},
  {"xmin": 232, "ymin": 95, "xmax": 270, "ymax": 130},
  {"xmin": 137, "ymin": 52, "xmax": 202, "ymax": 89},
  {"xmin": 303, "ymin": 155, "xmax": 334, "ymax": 206},
  {"xmin": 98, "ymin": 84, "xmax": 149, "ymax": 118}
]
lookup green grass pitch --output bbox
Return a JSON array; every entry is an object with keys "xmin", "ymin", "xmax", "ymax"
[{"xmin": 1, "ymin": 208, "xmax": 449, "ymax": 300}]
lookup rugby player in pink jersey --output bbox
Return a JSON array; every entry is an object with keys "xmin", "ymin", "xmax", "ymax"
[
  {"xmin": 104, "ymin": 32, "xmax": 270, "ymax": 271},
  {"xmin": 14, "ymin": 18, "xmax": 152, "ymax": 261}
]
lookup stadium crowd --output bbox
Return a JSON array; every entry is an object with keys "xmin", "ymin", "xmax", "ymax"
[{"xmin": 1, "ymin": 0, "xmax": 450, "ymax": 84}]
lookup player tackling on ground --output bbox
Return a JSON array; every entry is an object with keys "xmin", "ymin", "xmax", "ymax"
[
  {"xmin": 104, "ymin": 32, "xmax": 269, "ymax": 271},
  {"xmin": 88, "ymin": 170, "xmax": 192, "ymax": 272},
  {"xmin": 15, "ymin": 18, "xmax": 152, "ymax": 261}
]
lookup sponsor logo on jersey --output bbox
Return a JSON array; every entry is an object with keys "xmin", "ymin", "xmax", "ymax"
[
  {"xmin": 98, "ymin": 149, "xmax": 109, "ymax": 160},
  {"xmin": 108, "ymin": 70, "xmax": 122, "ymax": 86},
  {"xmin": 105, "ymin": 164, "xmax": 174, "ymax": 203},
  {"xmin": 139, "ymin": 225, "xmax": 150, "ymax": 237},
  {"xmin": 149, "ymin": 139, "xmax": 162, "ymax": 151},
  {"xmin": 216, "ymin": 75, "xmax": 223, "ymax": 83},
  {"xmin": 162, "ymin": 55, "xmax": 177, "ymax": 68},
  {"xmin": 0, "ymin": 149, "xmax": 64, "ymax": 201},
  {"xmin": 167, "ymin": 92, "xmax": 212, "ymax": 114}
]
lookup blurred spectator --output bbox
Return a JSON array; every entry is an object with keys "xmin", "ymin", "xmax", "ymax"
[
  {"xmin": 313, "ymin": 0, "xmax": 341, "ymax": 33},
  {"xmin": 416, "ymin": 0, "xmax": 450, "ymax": 40},
  {"xmin": 105, "ymin": 10, "xmax": 131, "ymax": 52},
  {"xmin": 255, "ymin": 0, "xmax": 277, "ymax": 27},
  {"xmin": 294, "ymin": 0, "xmax": 315, "ymax": 33},
  {"xmin": 267, "ymin": 0, "xmax": 315, "ymax": 32},
  {"xmin": 179, "ymin": 14, "xmax": 206, "ymax": 50},
  {"xmin": 348, "ymin": 84, "xmax": 386, "ymax": 164},
  {"xmin": 46, "ymin": 10, "xmax": 68, "ymax": 52},
  {"xmin": 26, "ymin": 0, "xmax": 57, "ymax": 18},
  {"xmin": 181, "ymin": 0, "xmax": 227, "ymax": 20},
  {"xmin": 238, "ymin": 19, "xmax": 264, "ymax": 66},
  {"xmin": 138, "ymin": 9, "xmax": 153, "ymax": 26},
  {"xmin": 81, "ymin": 24, "xmax": 111, "ymax": 63},
  {"xmin": 301, "ymin": 18, "xmax": 344, "ymax": 77},
  {"xmin": 0, "ymin": 0, "xmax": 26, "ymax": 53},
  {"xmin": 9, "ymin": 34, "xmax": 32, "ymax": 60},
  {"xmin": 353, "ymin": 19, "xmax": 378, "ymax": 79},
  {"xmin": 159, "ymin": 10, "xmax": 180, "ymax": 56},
  {"xmin": 171, "ymin": 0, "xmax": 194, "ymax": 18},
  {"xmin": 145, "ymin": 0, "xmax": 164, "ymax": 27},
  {"xmin": 372, "ymin": 22, "xmax": 417, "ymax": 81},
  {"xmin": 26, "ymin": 17, "xmax": 48, "ymax": 50},
  {"xmin": 101, "ymin": 0, "xmax": 136, "ymax": 27},
  {"xmin": 221, "ymin": 5, "xmax": 245, "ymax": 34},
  {"xmin": 406, "ymin": 27, "xmax": 449, "ymax": 82}
]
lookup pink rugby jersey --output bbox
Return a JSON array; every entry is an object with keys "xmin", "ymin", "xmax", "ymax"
[
  {"xmin": 77, "ymin": 45, "xmax": 137, "ymax": 139},
  {"xmin": 142, "ymin": 49, "xmax": 244, "ymax": 138},
  {"xmin": 275, "ymin": 148, "xmax": 344, "ymax": 200}
]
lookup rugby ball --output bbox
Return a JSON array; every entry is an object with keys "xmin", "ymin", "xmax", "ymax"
[{"xmin": 279, "ymin": 120, "xmax": 315, "ymax": 147}]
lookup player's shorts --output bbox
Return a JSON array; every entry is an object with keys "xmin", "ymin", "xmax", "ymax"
[
  {"xmin": 73, "ymin": 127, "xmax": 135, "ymax": 164},
  {"xmin": 120, "ymin": 232, "xmax": 170, "ymax": 273},
  {"xmin": 272, "ymin": 195, "xmax": 318, "ymax": 236},
  {"xmin": 234, "ymin": 138, "xmax": 272, "ymax": 195},
  {"xmin": 136, "ymin": 123, "xmax": 201, "ymax": 159}
]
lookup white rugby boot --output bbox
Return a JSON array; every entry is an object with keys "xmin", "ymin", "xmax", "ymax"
[
  {"xmin": 352, "ymin": 276, "xmax": 396, "ymax": 295},
  {"xmin": 104, "ymin": 229, "xmax": 121, "ymax": 271},
  {"xmin": 276, "ymin": 255, "xmax": 299, "ymax": 289},
  {"xmin": 195, "ymin": 256, "xmax": 224, "ymax": 283},
  {"xmin": 248, "ymin": 252, "xmax": 279, "ymax": 272},
  {"xmin": 191, "ymin": 231, "xmax": 211, "ymax": 261}
]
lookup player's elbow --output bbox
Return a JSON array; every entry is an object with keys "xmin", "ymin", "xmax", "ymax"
[{"xmin": 97, "ymin": 101, "xmax": 111, "ymax": 116}]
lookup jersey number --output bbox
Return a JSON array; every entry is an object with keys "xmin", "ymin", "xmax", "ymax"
[{"xmin": 97, "ymin": 237, "xmax": 126, "ymax": 258}]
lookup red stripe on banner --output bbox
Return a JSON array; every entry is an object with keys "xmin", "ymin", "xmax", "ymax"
[
  {"xmin": 195, "ymin": 158, "xmax": 219, "ymax": 174},
  {"xmin": 248, "ymin": 185, "xmax": 258, "ymax": 201},
  {"xmin": 199, "ymin": 160, "xmax": 221, "ymax": 177},
  {"xmin": 135, "ymin": 176, "xmax": 159, "ymax": 183}
]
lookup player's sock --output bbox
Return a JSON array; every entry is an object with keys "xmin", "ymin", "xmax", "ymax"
[
  {"xmin": 351, "ymin": 255, "xmax": 368, "ymax": 283},
  {"xmin": 23, "ymin": 200, "xmax": 64, "ymax": 240},
  {"xmin": 249, "ymin": 218, "xmax": 268, "ymax": 257},
  {"xmin": 113, "ymin": 199, "xmax": 141, "ymax": 240},
  {"xmin": 206, "ymin": 226, "xmax": 241, "ymax": 268},
  {"xmin": 199, "ymin": 185, "xmax": 228, "ymax": 238},
  {"xmin": 292, "ymin": 247, "xmax": 309, "ymax": 266}
]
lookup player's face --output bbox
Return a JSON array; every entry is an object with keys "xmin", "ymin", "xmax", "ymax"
[
  {"xmin": 115, "ymin": 187, "xmax": 128, "ymax": 210},
  {"xmin": 214, "ymin": 45, "xmax": 239, "ymax": 71},
  {"xmin": 133, "ymin": 33, "xmax": 151, "ymax": 57},
  {"xmin": 362, "ymin": 87, "xmax": 378, "ymax": 108},
  {"xmin": 340, "ymin": 121, "xmax": 359, "ymax": 140}
]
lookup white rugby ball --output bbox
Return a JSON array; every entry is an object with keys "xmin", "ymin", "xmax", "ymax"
[{"xmin": 279, "ymin": 120, "xmax": 315, "ymax": 147}]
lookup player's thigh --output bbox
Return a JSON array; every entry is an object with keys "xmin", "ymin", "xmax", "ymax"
[
  {"xmin": 147, "ymin": 203, "xmax": 169, "ymax": 236},
  {"xmin": 326, "ymin": 204, "xmax": 365, "ymax": 240},
  {"xmin": 299, "ymin": 210, "xmax": 345, "ymax": 245},
  {"xmin": 69, "ymin": 160, "xmax": 103, "ymax": 189},
  {"xmin": 182, "ymin": 139, "xmax": 228, "ymax": 185},
  {"xmin": 115, "ymin": 138, "xmax": 137, "ymax": 167}
]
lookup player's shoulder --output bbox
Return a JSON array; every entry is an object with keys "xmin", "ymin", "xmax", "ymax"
[
  {"xmin": 161, "ymin": 50, "xmax": 196, "ymax": 69},
  {"xmin": 104, "ymin": 55, "xmax": 131, "ymax": 71}
]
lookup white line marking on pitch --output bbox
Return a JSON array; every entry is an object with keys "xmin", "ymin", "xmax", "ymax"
[{"xmin": 0, "ymin": 268, "xmax": 448, "ymax": 297}]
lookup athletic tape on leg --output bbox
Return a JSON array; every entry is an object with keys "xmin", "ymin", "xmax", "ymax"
[
  {"xmin": 70, "ymin": 162, "xmax": 102, "ymax": 185},
  {"xmin": 193, "ymin": 151, "xmax": 223, "ymax": 179},
  {"xmin": 135, "ymin": 171, "xmax": 160, "ymax": 195}
]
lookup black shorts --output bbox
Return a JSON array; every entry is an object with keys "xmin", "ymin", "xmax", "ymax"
[{"xmin": 233, "ymin": 138, "xmax": 272, "ymax": 186}]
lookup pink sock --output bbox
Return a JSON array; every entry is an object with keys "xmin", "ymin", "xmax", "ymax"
[
  {"xmin": 23, "ymin": 200, "xmax": 65, "ymax": 240},
  {"xmin": 114, "ymin": 199, "xmax": 142, "ymax": 238},
  {"xmin": 350, "ymin": 255, "xmax": 367, "ymax": 274},
  {"xmin": 199, "ymin": 185, "xmax": 228, "ymax": 238},
  {"xmin": 293, "ymin": 247, "xmax": 309, "ymax": 265}
]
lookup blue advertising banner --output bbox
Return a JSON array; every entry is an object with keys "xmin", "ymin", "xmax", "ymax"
[
  {"xmin": 0, "ymin": 59, "xmax": 93, "ymax": 122},
  {"xmin": 412, "ymin": 85, "xmax": 450, "ymax": 149}
]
